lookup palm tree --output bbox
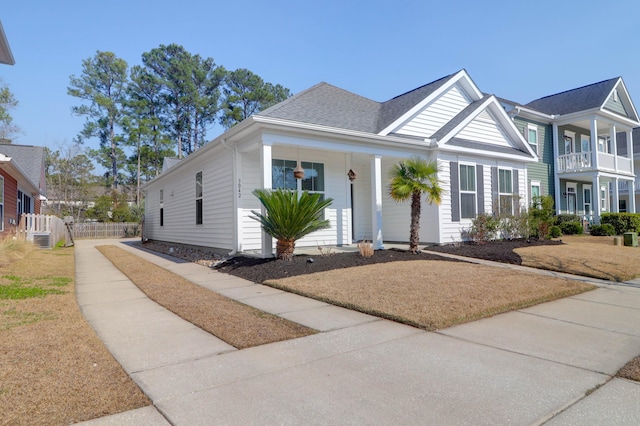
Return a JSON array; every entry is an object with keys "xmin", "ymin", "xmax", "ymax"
[
  {"xmin": 251, "ymin": 189, "xmax": 333, "ymax": 261},
  {"xmin": 388, "ymin": 157, "xmax": 443, "ymax": 253}
]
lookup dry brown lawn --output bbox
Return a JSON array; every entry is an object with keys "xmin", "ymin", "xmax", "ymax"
[
  {"xmin": 265, "ymin": 260, "xmax": 595, "ymax": 330},
  {"xmin": 97, "ymin": 245, "xmax": 315, "ymax": 349},
  {"xmin": 0, "ymin": 244, "xmax": 149, "ymax": 426},
  {"xmin": 515, "ymin": 235, "xmax": 640, "ymax": 281}
]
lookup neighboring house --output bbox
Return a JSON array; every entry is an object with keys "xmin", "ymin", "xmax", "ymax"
[
  {"xmin": 504, "ymin": 77, "xmax": 640, "ymax": 222},
  {"xmin": 0, "ymin": 20, "xmax": 15, "ymax": 66},
  {"xmin": 0, "ymin": 144, "xmax": 47, "ymax": 235},
  {"xmin": 142, "ymin": 70, "xmax": 537, "ymax": 256}
]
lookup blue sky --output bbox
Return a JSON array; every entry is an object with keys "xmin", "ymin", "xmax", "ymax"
[{"xmin": 2, "ymin": 0, "xmax": 640, "ymax": 160}]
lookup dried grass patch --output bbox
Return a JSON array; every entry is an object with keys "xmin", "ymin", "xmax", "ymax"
[
  {"xmin": 515, "ymin": 235, "xmax": 640, "ymax": 281},
  {"xmin": 617, "ymin": 356, "xmax": 640, "ymax": 381},
  {"xmin": 266, "ymin": 260, "xmax": 594, "ymax": 330},
  {"xmin": 0, "ymin": 247, "xmax": 149, "ymax": 426},
  {"xmin": 96, "ymin": 245, "xmax": 315, "ymax": 349}
]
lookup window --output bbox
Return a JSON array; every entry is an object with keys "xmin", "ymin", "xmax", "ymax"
[
  {"xmin": 0, "ymin": 176, "xmax": 3, "ymax": 231},
  {"xmin": 195, "ymin": 171, "xmax": 203, "ymax": 225},
  {"xmin": 567, "ymin": 183, "xmax": 577, "ymax": 214},
  {"xmin": 583, "ymin": 185, "xmax": 592, "ymax": 215},
  {"xmin": 301, "ymin": 162, "xmax": 325, "ymax": 193},
  {"xmin": 581, "ymin": 135, "xmax": 590, "ymax": 153},
  {"xmin": 531, "ymin": 181, "xmax": 541, "ymax": 206},
  {"xmin": 272, "ymin": 159, "xmax": 297, "ymax": 190},
  {"xmin": 600, "ymin": 185, "xmax": 608, "ymax": 211},
  {"xmin": 159, "ymin": 190, "xmax": 164, "ymax": 226},
  {"xmin": 619, "ymin": 199, "xmax": 627, "ymax": 213},
  {"xmin": 564, "ymin": 131, "xmax": 574, "ymax": 154},
  {"xmin": 459, "ymin": 164, "xmax": 476, "ymax": 219},
  {"xmin": 598, "ymin": 136, "xmax": 610, "ymax": 153},
  {"xmin": 499, "ymin": 169, "xmax": 513, "ymax": 214},
  {"xmin": 613, "ymin": 90, "xmax": 619, "ymax": 102},
  {"xmin": 527, "ymin": 124, "xmax": 538, "ymax": 154}
]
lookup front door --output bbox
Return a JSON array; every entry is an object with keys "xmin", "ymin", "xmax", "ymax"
[{"xmin": 567, "ymin": 184, "xmax": 577, "ymax": 214}]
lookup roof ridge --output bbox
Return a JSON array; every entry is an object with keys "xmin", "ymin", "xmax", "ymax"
[
  {"xmin": 383, "ymin": 72, "xmax": 458, "ymax": 103},
  {"xmin": 528, "ymin": 77, "xmax": 620, "ymax": 103}
]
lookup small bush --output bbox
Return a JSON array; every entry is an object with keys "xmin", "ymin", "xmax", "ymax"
[
  {"xmin": 560, "ymin": 221, "xmax": 583, "ymax": 235},
  {"xmin": 555, "ymin": 214, "xmax": 581, "ymax": 225},
  {"xmin": 529, "ymin": 196, "xmax": 555, "ymax": 239},
  {"xmin": 589, "ymin": 224, "xmax": 616, "ymax": 236},
  {"xmin": 549, "ymin": 225, "xmax": 562, "ymax": 238},
  {"xmin": 357, "ymin": 240, "xmax": 374, "ymax": 257},
  {"xmin": 600, "ymin": 213, "xmax": 640, "ymax": 235},
  {"xmin": 466, "ymin": 214, "xmax": 500, "ymax": 244}
]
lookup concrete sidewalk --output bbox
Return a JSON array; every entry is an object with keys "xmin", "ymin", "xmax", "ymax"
[{"xmin": 75, "ymin": 239, "xmax": 640, "ymax": 425}]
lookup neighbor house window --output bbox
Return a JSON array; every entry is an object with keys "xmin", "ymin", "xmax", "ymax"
[
  {"xmin": 527, "ymin": 124, "xmax": 538, "ymax": 154},
  {"xmin": 459, "ymin": 164, "xmax": 476, "ymax": 219},
  {"xmin": 583, "ymin": 185, "xmax": 592, "ymax": 215},
  {"xmin": 581, "ymin": 135, "xmax": 590, "ymax": 152},
  {"xmin": 564, "ymin": 131, "xmax": 574, "ymax": 154},
  {"xmin": 0, "ymin": 176, "xmax": 4, "ymax": 231},
  {"xmin": 530, "ymin": 181, "xmax": 541, "ymax": 206},
  {"xmin": 598, "ymin": 136, "xmax": 610, "ymax": 153},
  {"xmin": 195, "ymin": 171, "xmax": 203, "ymax": 225},
  {"xmin": 600, "ymin": 185, "xmax": 608, "ymax": 211},
  {"xmin": 499, "ymin": 169, "xmax": 513, "ymax": 214},
  {"xmin": 272, "ymin": 159, "xmax": 297, "ymax": 190},
  {"xmin": 159, "ymin": 189, "xmax": 164, "ymax": 226}
]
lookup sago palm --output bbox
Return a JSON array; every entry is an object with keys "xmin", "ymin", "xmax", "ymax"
[
  {"xmin": 251, "ymin": 189, "xmax": 333, "ymax": 261},
  {"xmin": 388, "ymin": 157, "xmax": 443, "ymax": 253}
]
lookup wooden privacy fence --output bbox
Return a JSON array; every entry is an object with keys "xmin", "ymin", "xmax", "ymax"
[
  {"xmin": 18, "ymin": 214, "xmax": 70, "ymax": 248},
  {"xmin": 70, "ymin": 222, "xmax": 141, "ymax": 239}
]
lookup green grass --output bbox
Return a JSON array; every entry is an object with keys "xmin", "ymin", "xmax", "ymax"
[{"xmin": 0, "ymin": 275, "xmax": 69, "ymax": 299}]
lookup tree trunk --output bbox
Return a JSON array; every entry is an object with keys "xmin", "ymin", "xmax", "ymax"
[
  {"xmin": 276, "ymin": 239, "xmax": 296, "ymax": 261},
  {"xmin": 409, "ymin": 191, "xmax": 422, "ymax": 253}
]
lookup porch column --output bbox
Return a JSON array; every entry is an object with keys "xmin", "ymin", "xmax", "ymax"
[
  {"xmin": 613, "ymin": 177, "xmax": 619, "ymax": 213},
  {"xmin": 593, "ymin": 174, "xmax": 601, "ymax": 223},
  {"xmin": 260, "ymin": 144, "xmax": 273, "ymax": 257},
  {"xmin": 590, "ymin": 117, "xmax": 599, "ymax": 169},
  {"xmin": 552, "ymin": 123, "xmax": 561, "ymax": 214},
  {"xmin": 370, "ymin": 155, "xmax": 384, "ymax": 250},
  {"xmin": 630, "ymin": 180, "xmax": 637, "ymax": 213},
  {"xmin": 629, "ymin": 129, "xmax": 635, "ymax": 175},
  {"xmin": 610, "ymin": 124, "xmax": 618, "ymax": 171}
]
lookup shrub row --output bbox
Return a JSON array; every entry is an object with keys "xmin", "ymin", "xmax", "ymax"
[{"xmin": 600, "ymin": 213, "xmax": 640, "ymax": 235}]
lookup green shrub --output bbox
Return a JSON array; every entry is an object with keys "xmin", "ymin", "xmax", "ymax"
[
  {"xmin": 589, "ymin": 223, "xmax": 615, "ymax": 236},
  {"xmin": 529, "ymin": 196, "xmax": 555, "ymax": 239},
  {"xmin": 600, "ymin": 213, "xmax": 640, "ymax": 235},
  {"xmin": 466, "ymin": 213, "xmax": 500, "ymax": 244},
  {"xmin": 549, "ymin": 225, "xmax": 562, "ymax": 238},
  {"xmin": 560, "ymin": 221, "xmax": 583, "ymax": 235},
  {"xmin": 555, "ymin": 214, "xmax": 581, "ymax": 225}
]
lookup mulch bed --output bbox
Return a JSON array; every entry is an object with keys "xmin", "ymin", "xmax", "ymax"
[
  {"xmin": 426, "ymin": 239, "xmax": 564, "ymax": 265},
  {"xmin": 214, "ymin": 239, "xmax": 564, "ymax": 283}
]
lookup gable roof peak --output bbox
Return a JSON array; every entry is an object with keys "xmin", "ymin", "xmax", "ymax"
[{"xmin": 525, "ymin": 77, "xmax": 621, "ymax": 115}]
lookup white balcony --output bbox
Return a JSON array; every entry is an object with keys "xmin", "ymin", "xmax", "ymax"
[
  {"xmin": 558, "ymin": 152, "xmax": 591, "ymax": 172},
  {"xmin": 558, "ymin": 152, "xmax": 633, "ymax": 174}
]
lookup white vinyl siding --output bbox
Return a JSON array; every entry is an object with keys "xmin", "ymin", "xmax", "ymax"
[
  {"xmin": 143, "ymin": 145, "xmax": 234, "ymax": 250},
  {"xmin": 456, "ymin": 111, "xmax": 512, "ymax": 147},
  {"xmin": 394, "ymin": 84, "xmax": 471, "ymax": 138}
]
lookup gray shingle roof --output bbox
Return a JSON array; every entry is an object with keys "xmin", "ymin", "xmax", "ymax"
[
  {"xmin": 257, "ymin": 82, "xmax": 381, "ymax": 133},
  {"xmin": 377, "ymin": 73, "xmax": 457, "ymax": 132},
  {"xmin": 447, "ymin": 138, "xmax": 531, "ymax": 157},
  {"xmin": 525, "ymin": 78, "xmax": 619, "ymax": 115},
  {"xmin": 0, "ymin": 143, "xmax": 46, "ymax": 194},
  {"xmin": 256, "ymin": 72, "xmax": 460, "ymax": 134}
]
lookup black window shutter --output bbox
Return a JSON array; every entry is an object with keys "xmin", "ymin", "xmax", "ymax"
[
  {"xmin": 476, "ymin": 165, "xmax": 484, "ymax": 215},
  {"xmin": 450, "ymin": 161, "xmax": 460, "ymax": 222}
]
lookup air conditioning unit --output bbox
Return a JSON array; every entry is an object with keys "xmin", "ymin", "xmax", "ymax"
[{"xmin": 32, "ymin": 233, "xmax": 51, "ymax": 249}]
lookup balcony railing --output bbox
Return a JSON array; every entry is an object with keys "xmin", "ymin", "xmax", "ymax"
[
  {"xmin": 558, "ymin": 152, "xmax": 591, "ymax": 172},
  {"xmin": 558, "ymin": 152, "xmax": 633, "ymax": 174}
]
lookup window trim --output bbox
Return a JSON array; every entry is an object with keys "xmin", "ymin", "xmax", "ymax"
[
  {"xmin": 600, "ymin": 185, "xmax": 608, "ymax": 211},
  {"xmin": 195, "ymin": 171, "xmax": 203, "ymax": 225},
  {"xmin": 527, "ymin": 124, "xmax": 538, "ymax": 155},
  {"xmin": 583, "ymin": 184, "xmax": 592, "ymax": 215},
  {"xmin": 580, "ymin": 134, "xmax": 591, "ymax": 153},
  {"xmin": 530, "ymin": 180, "xmax": 541, "ymax": 206},
  {"xmin": 459, "ymin": 163, "xmax": 477, "ymax": 219},
  {"xmin": 498, "ymin": 168, "xmax": 514, "ymax": 215},
  {"xmin": 564, "ymin": 131, "xmax": 575, "ymax": 154}
]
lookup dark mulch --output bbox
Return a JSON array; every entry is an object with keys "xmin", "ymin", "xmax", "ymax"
[
  {"xmin": 214, "ymin": 249, "xmax": 461, "ymax": 283},
  {"xmin": 182, "ymin": 239, "xmax": 564, "ymax": 284},
  {"xmin": 426, "ymin": 238, "xmax": 564, "ymax": 264}
]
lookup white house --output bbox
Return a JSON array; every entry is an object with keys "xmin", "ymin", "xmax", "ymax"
[{"xmin": 142, "ymin": 70, "xmax": 537, "ymax": 257}]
